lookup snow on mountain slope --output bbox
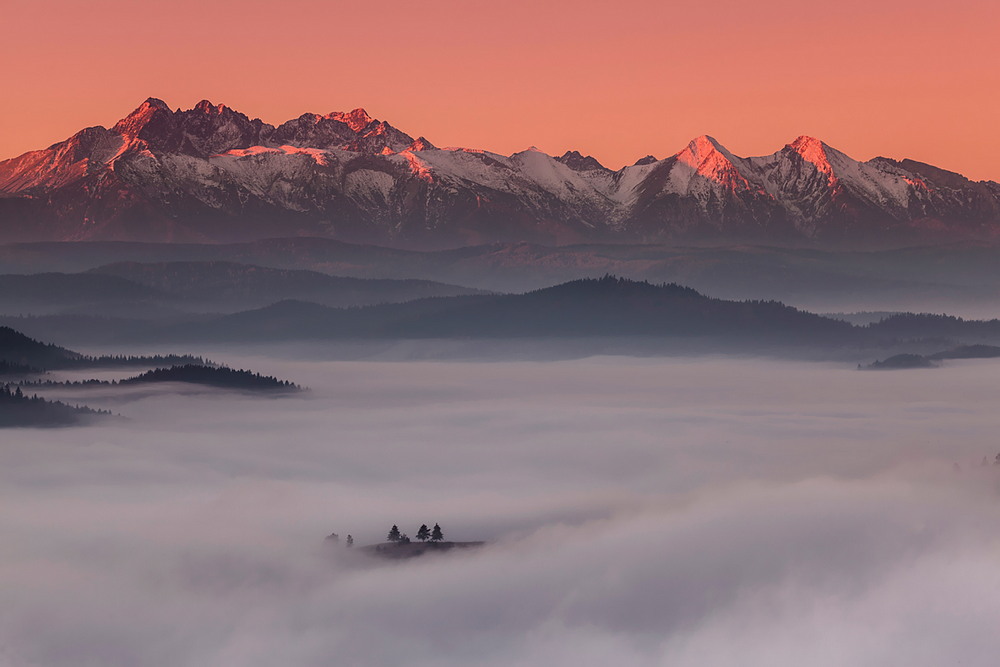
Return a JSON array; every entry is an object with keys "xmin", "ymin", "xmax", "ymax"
[
  {"xmin": 670, "ymin": 135, "xmax": 763, "ymax": 194},
  {"xmin": 1, "ymin": 98, "xmax": 999, "ymax": 248},
  {"xmin": 747, "ymin": 137, "xmax": 911, "ymax": 224}
]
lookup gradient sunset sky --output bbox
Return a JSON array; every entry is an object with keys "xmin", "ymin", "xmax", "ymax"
[{"xmin": 4, "ymin": 0, "xmax": 998, "ymax": 179}]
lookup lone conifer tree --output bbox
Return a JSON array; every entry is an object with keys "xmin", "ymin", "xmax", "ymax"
[
  {"xmin": 387, "ymin": 525, "xmax": 401, "ymax": 542},
  {"xmin": 416, "ymin": 524, "xmax": 431, "ymax": 541},
  {"xmin": 430, "ymin": 523, "xmax": 443, "ymax": 542}
]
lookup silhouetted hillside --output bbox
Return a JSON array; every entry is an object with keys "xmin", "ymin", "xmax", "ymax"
[
  {"xmin": 7, "ymin": 239, "xmax": 1000, "ymax": 317},
  {"xmin": 927, "ymin": 344, "xmax": 1000, "ymax": 360},
  {"xmin": 0, "ymin": 327, "xmax": 301, "ymax": 425},
  {"xmin": 862, "ymin": 344, "xmax": 1000, "ymax": 370},
  {"xmin": 0, "ymin": 326, "xmax": 81, "ymax": 369},
  {"xmin": 392, "ymin": 277, "xmax": 855, "ymax": 339},
  {"xmin": 87, "ymin": 261, "xmax": 485, "ymax": 309},
  {"xmin": 862, "ymin": 354, "xmax": 937, "ymax": 370},
  {"xmin": 0, "ymin": 360, "xmax": 39, "ymax": 377},
  {"xmin": 63, "ymin": 354, "xmax": 212, "ymax": 370},
  {"xmin": 170, "ymin": 277, "xmax": 857, "ymax": 344},
  {"xmin": 867, "ymin": 313, "xmax": 1000, "ymax": 341},
  {"xmin": 120, "ymin": 364, "xmax": 298, "ymax": 391},
  {"xmin": 0, "ymin": 384, "xmax": 109, "ymax": 427},
  {"xmin": 362, "ymin": 541, "xmax": 486, "ymax": 560},
  {"xmin": 0, "ymin": 272, "xmax": 163, "ymax": 312}
]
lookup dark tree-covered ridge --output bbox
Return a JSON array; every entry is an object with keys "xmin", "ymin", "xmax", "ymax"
[
  {"xmin": 62, "ymin": 354, "xmax": 213, "ymax": 370},
  {"xmin": 861, "ymin": 344, "xmax": 1000, "ymax": 370},
  {"xmin": 0, "ymin": 326, "xmax": 81, "ymax": 369},
  {"xmin": 119, "ymin": 364, "xmax": 299, "ymax": 391},
  {"xmin": 0, "ymin": 360, "xmax": 39, "ymax": 377},
  {"xmin": 0, "ymin": 325, "xmax": 210, "ymax": 372},
  {"xmin": 0, "ymin": 384, "xmax": 110, "ymax": 427},
  {"xmin": 189, "ymin": 275, "xmax": 858, "ymax": 344}
]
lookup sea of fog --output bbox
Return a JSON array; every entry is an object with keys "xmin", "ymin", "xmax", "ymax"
[{"xmin": 3, "ymin": 353, "xmax": 1000, "ymax": 666}]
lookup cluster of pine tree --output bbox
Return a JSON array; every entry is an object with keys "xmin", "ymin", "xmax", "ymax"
[
  {"xmin": 65, "ymin": 354, "xmax": 212, "ymax": 369},
  {"xmin": 386, "ymin": 523, "xmax": 444, "ymax": 544},
  {"xmin": 0, "ymin": 360, "xmax": 37, "ymax": 376},
  {"xmin": 18, "ymin": 378, "xmax": 114, "ymax": 388},
  {"xmin": 16, "ymin": 364, "xmax": 299, "ymax": 392}
]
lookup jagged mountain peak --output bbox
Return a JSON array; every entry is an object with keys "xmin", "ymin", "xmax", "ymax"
[
  {"xmin": 409, "ymin": 136, "xmax": 436, "ymax": 151},
  {"xmin": 193, "ymin": 99, "xmax": 231, "ymax": 115},
  {"xmin": 674, "ymin": 135, "xmax": 754, "ymax": 188},
  {"xmin": 787, "ymin": 135, "xmax": 835, "ymax": 160},
  {"xmin": 112, "ymin": 98, "xmax": 173, "ymax": 138},
  {"xmin": 677, "ymin": 135, "xmax": 744, "ymax": 171},
  {"xmin": 789, "ymin": 135, "xmax": 826, "ymax": 150},
  {"xmin": 891, "ymin": 158, "xmax": 972, "ymax": 189},
  {"xmin": 110, "ymin": 98, "xmax": 271, "ymax": 157},
  {"xmin": 140, "ymin": 97, "xmax": 170, "ymax": 111},
  {"xmin": 327, "ymin": 108, "xmax": 374, "ymax": 132},
  {"xmin": 3, "ymin": 99, "xmax": 1000, "ymax": 249},
  {"xmin": 556, "ymin": 150, "xmax": 608, "ymax": 172},
  {"xmin": 786, "ymin": 135, "xmax": 838, "ymax": 182},
  {"xmin": 684, "ymin": 134, "xmax": 728, "ymax": 155}
]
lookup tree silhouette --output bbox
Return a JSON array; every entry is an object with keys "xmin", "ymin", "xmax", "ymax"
[
  {"xmin": 430, "ymin": 523, "xmax": 443, "ymax": 542},
  {"xmin": 346, "ymin": 534, "xmax": 354, "ymax": 547},
  {"xmin": 416, "ymin": 524, "xmax": 430, "ymax": 541},
  {"xmin": 387, "ymin": 524, "xmax": 401, "ymax": 542}
]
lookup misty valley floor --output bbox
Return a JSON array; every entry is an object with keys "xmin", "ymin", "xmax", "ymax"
[{"xmin": 4, "ymin": 353, "xmax": 1000, "ymax": 665}]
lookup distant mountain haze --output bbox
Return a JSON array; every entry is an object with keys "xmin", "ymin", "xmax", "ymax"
[
  {"xmin": 5, "ymin": 239, "xmax": 1000, "ymax": 318},
  {"xmin": 0, "ymin": 261, "xmax": 483, "ymax": 316},
  {"xmin": 2, "ymin": 99, "xmax": 998, "ymax": 249}
]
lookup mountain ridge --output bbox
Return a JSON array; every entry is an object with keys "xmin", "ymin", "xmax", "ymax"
[{"xmin": 2, "ymin": 99, "xmax": 999, "ymax": 249}]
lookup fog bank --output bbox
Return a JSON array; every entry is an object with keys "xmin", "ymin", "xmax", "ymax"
[{"xmin": 3, "ymin": 356, "xmax": 1000, "ymax": 665}]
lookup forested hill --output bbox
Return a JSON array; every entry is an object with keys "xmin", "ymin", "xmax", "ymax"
[
  {"xmin": 0, "ymin": 326, "xmax": 81, "ymax": 369},
  {"xmin": 120, "ymin": 364, "xmax": 298, "ymax": 391},
  {"xmin": 179, "ymin": 276, "xmax": 858, "ymax": 343},
  {"xmin": 393, "ymin": 277, "xmax": 856, "ymax": 339},
  {"xmin": 865, "ymin": 313, "xmax": 1000, "ymax": 339},
  {"xmin": 0, "ymin": 384, "xmax": 110, "ymax": 427},
  {"xmin": 0, "ymin": 325, "xmax": 208, "ymax": 373}
]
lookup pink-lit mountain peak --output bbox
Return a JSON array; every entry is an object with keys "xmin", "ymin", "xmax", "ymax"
[
  {"xmin": 4, "ymin": 96, "xmax": 1000, "ymax": 248},
  {"xmin": 112, "ymin": 98, "xmax": 171, "ymax": 137},
  {"xmin": 787, "ymin": 135, "xmax": 836, "ymax": 180},
  {"xmin": 139, "ymin": 97, "xmax": 170, "ymax": 112},
  {"xmin": 790, "ymin": 135, "xmax": 826, "ymax": 150},
  {"xmin": 409, "ymin": 136, "xmax": 435, "ymax": 151},
  {"xmin": 676, "ymin": 135, "xmax": 753, "ymax": 188},
  {"xmin": 687, "ymin": 134, "xmax": 727, "ymax": 153},
  {"xmin": 678, "ymin": 135, "xmax": 741, "ymax": 167},
  {"xmin": 326, "ymin": 108, "xmax": 374, "ymax": 132},
  {"xmin": 193, "ymin": 99, "xmax": 231, "ymax": 115}
]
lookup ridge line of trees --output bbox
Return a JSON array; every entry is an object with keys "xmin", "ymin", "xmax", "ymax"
[
  {"xmin": 15, "ymin": 364, "xmax": 299, "ymax": 391},
  {"xmin": 387, "ymin": 523, "xmax": 443, "ymax": 544}
]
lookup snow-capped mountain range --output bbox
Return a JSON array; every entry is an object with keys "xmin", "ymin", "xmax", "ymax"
[{"xmin": 1, "ymin": 98, "xmax": 998, "ymax": 248}]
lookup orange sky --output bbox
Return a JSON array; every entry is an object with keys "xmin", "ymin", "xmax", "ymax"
[{"xmin": 4, "ymin": 0, "xmax": 999, "ymax": 180}]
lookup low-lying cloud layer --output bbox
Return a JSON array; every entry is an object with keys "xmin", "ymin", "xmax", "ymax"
[{"xmin": 3, "ymin": 355, "xmax": 1000, "ymax": 665}]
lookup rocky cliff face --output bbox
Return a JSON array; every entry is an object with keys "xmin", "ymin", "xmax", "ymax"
[{"xmin": 1, "ymin": 98, "xmax": 998, "ymax": 248}]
